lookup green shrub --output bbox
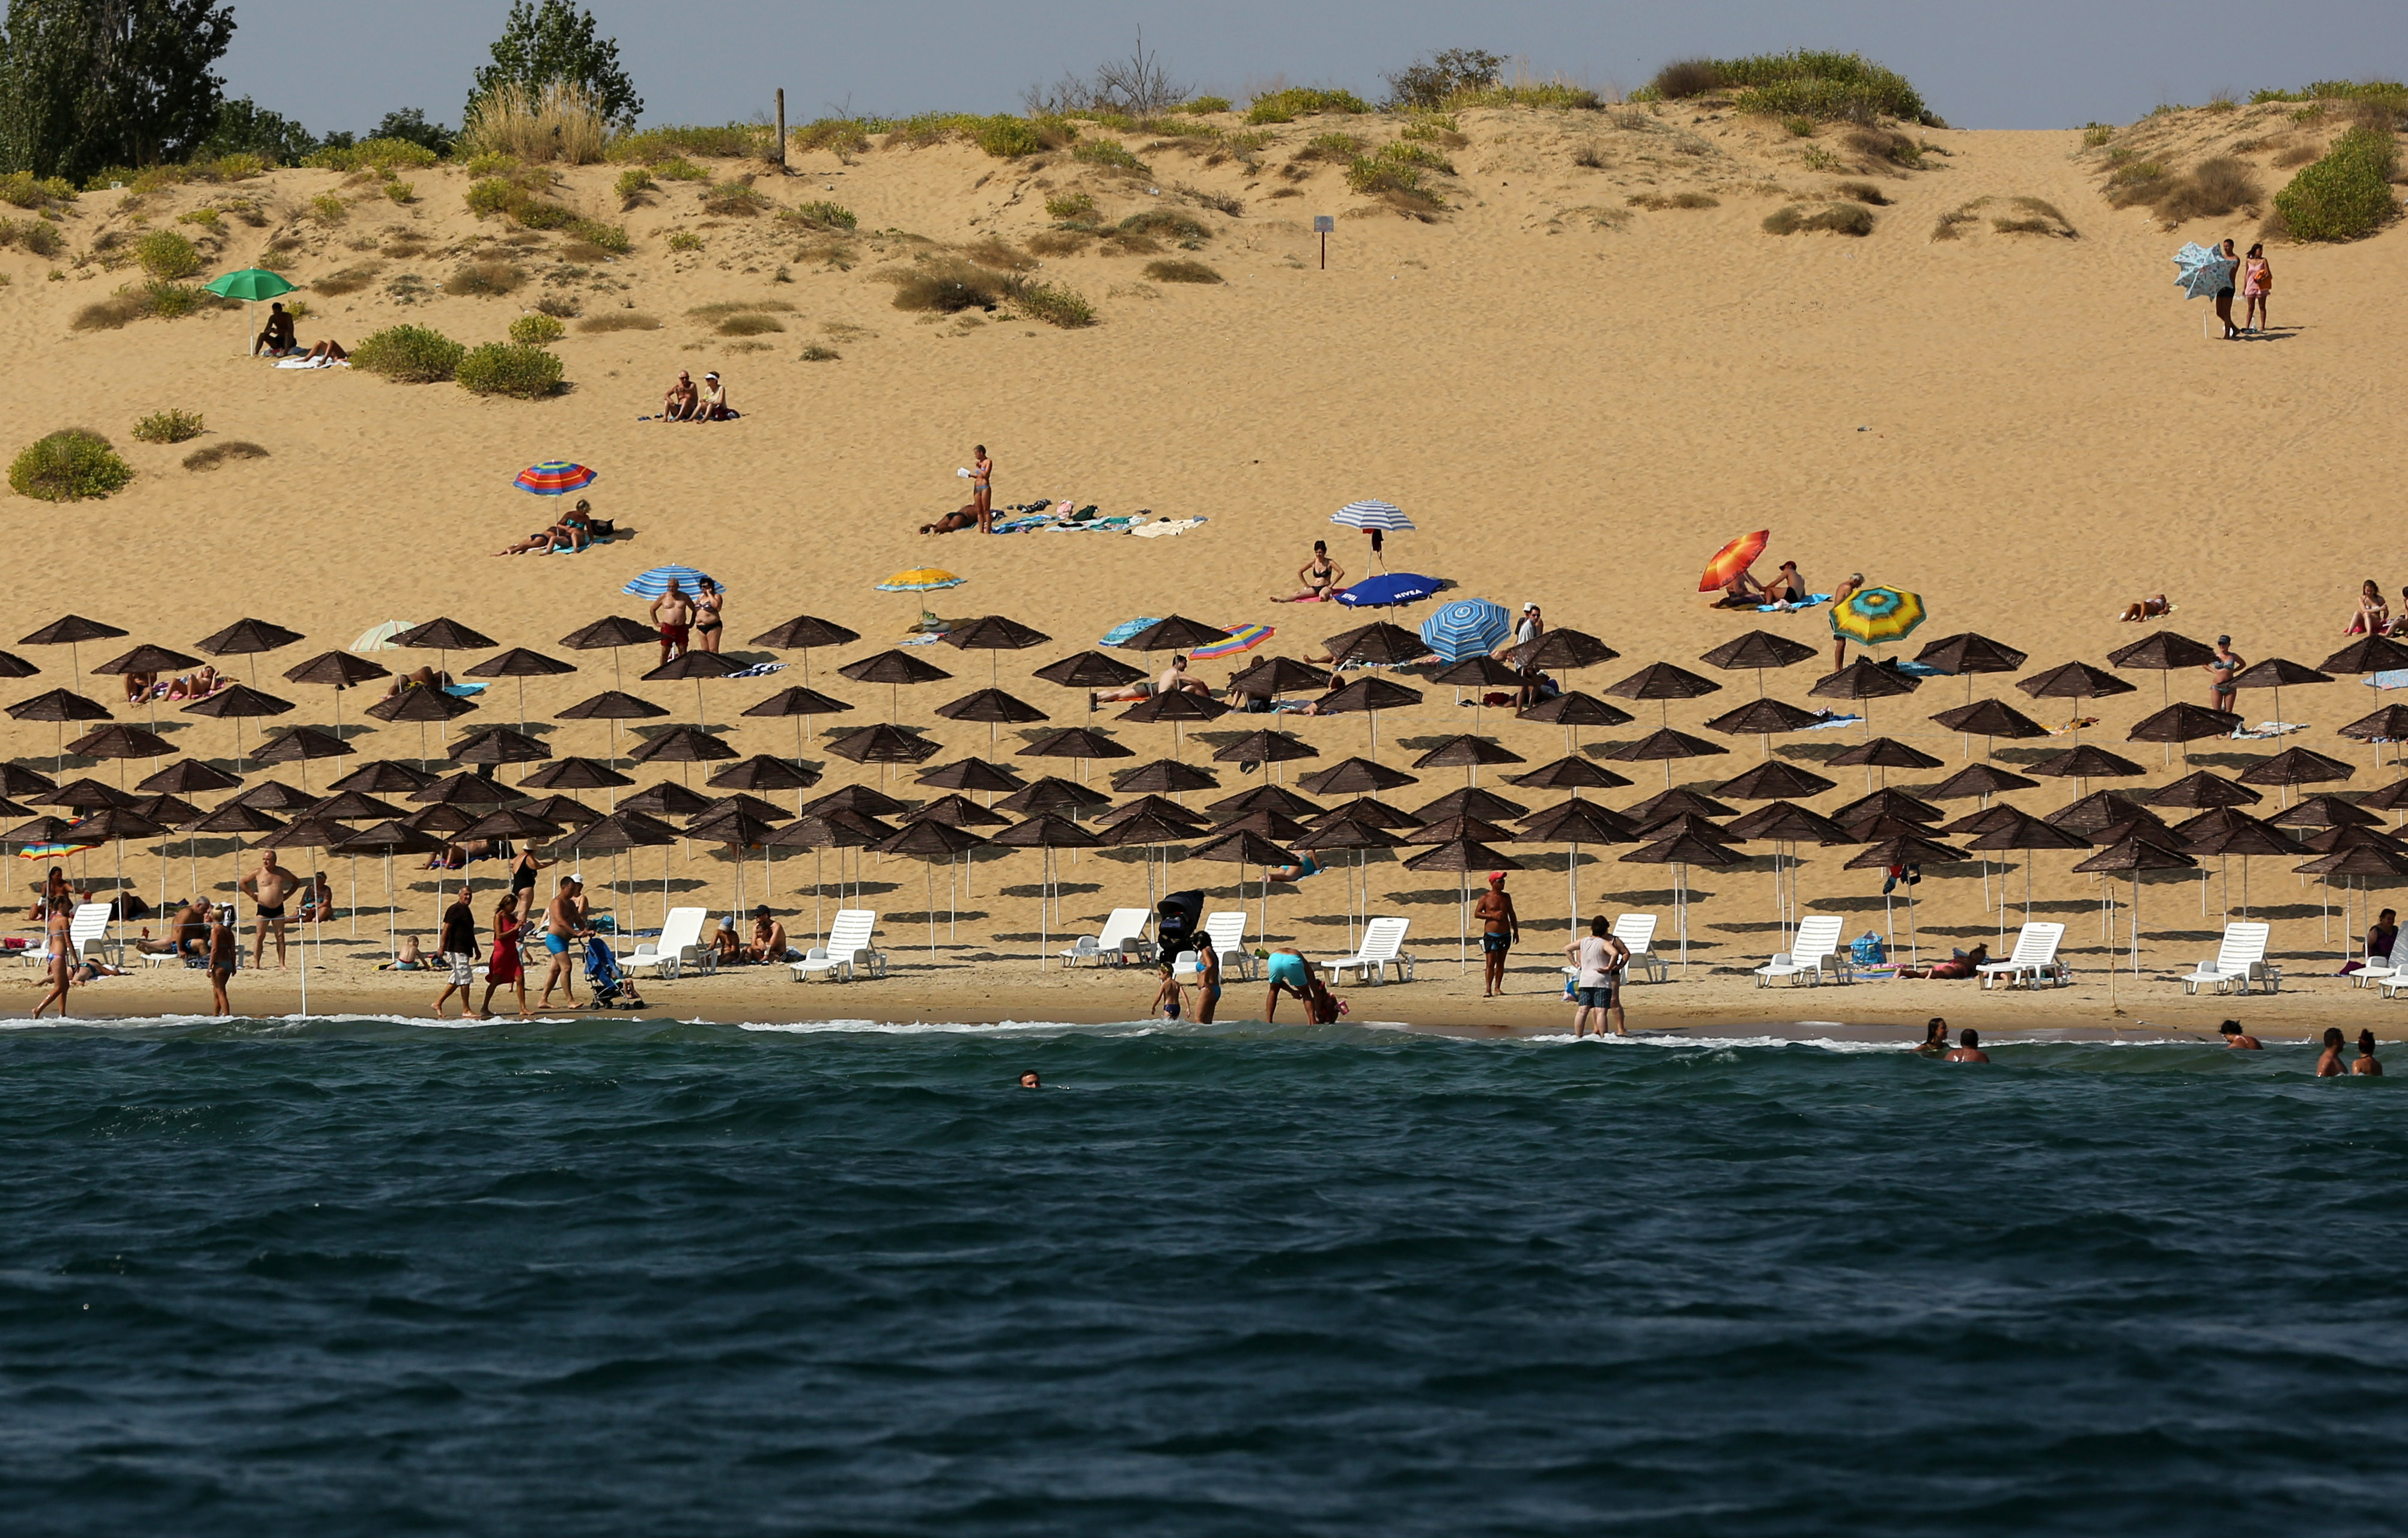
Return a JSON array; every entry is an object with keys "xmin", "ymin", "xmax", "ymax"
[
  {"xmin": 133, "ymin": 229, "xmax": 200, "ymax": 279},
  {"xmin": 606, "ymin": 123, "xmax": 768, "ymax": 162},
  {"xmin": 10, "ymin": 218, "xmax": 61, "ymax": 257},
  {"xmin": 353, "ymin": 324, "xmax": 466, "ymax": 382},
  {"xmin": 718, "ymin": 312, "xmax": 785, "ymax": 336},
  {"xmin": 666, "ymin": 229, "xmax": 702, "ymax": 252},
  {"xmin": 1014, "ymin": 281, "xmax": 1095, "ymax": 328},
  {"xmin": 1380, "ymin": 141, "xmax": 1455, "ymax": 173},
  {"xmin": 786, "ymin": 199, "xmax": 857, "ymax": 229},
  {"xmin": 508, "ymin": 195, "xmax": 577, "ymax": 229},
  {"xmin": 1116, "ymin": 209, "xmax": 1208, "ymax": 241},
  {"xmin": 306, "ymin": 137, "xmax": 439, "ymax": 173},
  {"xmin": 1074, "ymin": 139, "xmax": 1150, "ymax": 175},
  {"xmin": 2251, "ymin": 80, "xmax": 2408, "ymax": 105},
  {"xmin": 973, "ymin": 117, "xmax": 1048, "ymax": 157},
  {"xmin": 568, "ymin": 218, "xmax": 630, "ymax": 253},
  {"xmin": 1245, "ymin": 87, "xmax": 1371, "ymax": 124},
  {"xmin": 2081, "ymin": 122, "xmax": 2113, "ymax": 148},
  {"xmin": 455, "ymin": 341, "xmax": 563, "ymax": 398},
  {"xmin": 508, "ymin": 313, "xmax": 567, "ymax": 344},
  {"xmin": 1763, "ymin": 201, "xmax": 1876, "ymax": 236},
  {"xmin": 308, "ymin": 192, "xmax": 347, "ymax": 222},
  {"xmin": 142, "ymin": 280, "xmax": 203, "ymax": 318},
  {"xmin": 799, "ymin": 344, "xmax": 841, "ymax": 361},
  {"xmin": 615, "ymin": 167, "xmax": 652, "ymax": 199},
  {"xmin": 385, "ymin": 180, "xmax": 415, "ymax": 204},
  {"xmin": 653, "ymin": 156, "xmax": 708, "ymax": 181},
  {"xmin": 1297, "ymin": 131, "xmax": 1366, "ymax": 162},
  {"xmin": 2273, "ymin": 127, "xmax": 2400, "ymax": 241},
  {"xmin": 1183, "ymin": 96, "xmax": 1233, "ymax": 114},
  {"xmin": 1345, "ymin": 156, "xmax": 1443, "ymax": 210},
  {"xmin": 466, "ymin": 177, "xmax": 516, "ymax": 216},
  {"xmin": 1448, "ymin": 82, "xmax": 1604, "ymax": 111},
  {"xmin": 462, "ymin": 151, "xmax": 518, "ymax": 177},
  {"xmin": 0, "ymin": 171, "xmax": 73, "ymax": 207},
  {"xmin": 792, "ymin": 118, "xmax": 873, "ymax": 156},
  {"xmin": 70, "ymin": 281, "xmax": 210, "ymax": 329},
  {"xmin": 132, "ymin": 408, "xmax": 205, "ymax": 444},
  {"xmin": 1663, "ymin": 50, "xmax": 1934, "ymax": 124},
  {"xmin": 10, "ymin": 429, "xmax": 131, "ymax": 501},
  {"xmin": 1143, "ymin": 258, "xmax": 1221, "ymax": 283}
]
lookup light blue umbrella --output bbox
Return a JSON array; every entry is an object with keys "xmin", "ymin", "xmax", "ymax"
[
  {"xmin": 1100, "ymin": 617, "xmax": 1162, "ymax": 646},
  {"xmin": 622, "ymin": 565, "xmax": 717, "ymax": 598},
  {"xmin": 1419, "ymin": 598, "xmax": 1510, "ymax": 662},
  {"xmin": 2174, "ymin": 242, "xmax": 2235, "ymax": 299}
]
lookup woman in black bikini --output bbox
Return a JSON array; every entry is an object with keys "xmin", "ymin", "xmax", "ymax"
[
  {"xmin": 694, "ymin": 579, "xmax": 725, "ymax": 655},
  {"xmin": 1274, "ymin": 540, "xmax": 1345, "ymax": 603},
  {"xmin": 508, "ymin": 843, "xmax": 553, "ymax": 916}
]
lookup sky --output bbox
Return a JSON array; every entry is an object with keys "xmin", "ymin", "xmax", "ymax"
[{"xmin": 217, "ymin": 0, "xmax": 2408, "ymax": 135}]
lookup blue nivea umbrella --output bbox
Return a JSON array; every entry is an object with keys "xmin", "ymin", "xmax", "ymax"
[
  {"xmin": 1337, "ymin": 573, "xmax": 1440, "ymax": 607},
  {"xmin": 1420, "ymin": 598, "xmax": 1510, "ymax": 661}
]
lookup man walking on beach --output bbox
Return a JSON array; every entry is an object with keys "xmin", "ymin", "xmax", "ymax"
[
  {"xmin": 652, "ymin": 581, "xmax": 693, "ymax": 665},
  {"xmin": 432, "ymin": 883, "xmax": 482, "ymax": 1020},
  {"xmin": 537, "ymin": 875, "xmax": 591, "ymax": 1010},
  {"xmin": 240, "ymin": 848, "xmax": 299, "ymax": 969},
  {"xmin": 1475, "ymin": 871, "xmax": 1520, "ymax": 998}
]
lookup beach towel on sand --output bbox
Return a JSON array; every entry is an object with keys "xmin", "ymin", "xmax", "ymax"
[
  {"xmin": 723, "ymin": 661, "xmax": 787, "ymax": 679},
  {"xmin": 274, "ymin": 356, "xmax": 348, "ymax": 369},
  {"xmin": 2230, "ymin": 721, "xmax": 2305, "ymax": 740},
  {"xmin": 1128, "ymin": 517, "xmax": 1208, "ymax": 538},
  {"xmin": 1804, "ymin": 713, "xmax": 1862, "ymax": 731},
  {"xmin": 1757, "ymin": 593, "xmax": 1831, "ymax": 613}
]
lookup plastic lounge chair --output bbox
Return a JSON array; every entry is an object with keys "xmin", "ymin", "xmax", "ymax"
[
  {"xmin": 1753, "ymin": 914, "xmax": 1850, "ymax": 987},
  {"xmin": 1200, "ymin": 911, "xmax": 1254, "ymax": 981},
  {"xmin": 624, "ymin": 907, "xmax": 710, "ymax": 979},
  {"xmin": 1613, "ymin": 914, "xmax": 1667, "ymax": 983},
  {"xmin": 2180, "ymin": 921, "xmax": 2277, "ymax": 995},
  {"xmin": 1328, "ymin": 917, "xmax": 1415, "ymax": 984},
  {"xmin": 2355, "ymin": 926, "xmax": 2408, "ymax": 989},
  {"xmin": 28, "ymin": 904, "xmax": 120, "ymax": 968},
  {"xmin": 1058, "ymin": 907, "xmax": 1151, "ymax": 968},
  {"xmin": 792, "ymin": 908, "xmax": 887, "ymax": 982},
  {"xmin": 1978, "ymin": 922, "xmax": 2068, "ymax": 989}
]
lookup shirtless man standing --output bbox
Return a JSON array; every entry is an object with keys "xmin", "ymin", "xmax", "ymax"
[
  {"xmin": 1474, "ymin": 871, "xmax": 1520, "ymax": 998},
  {"xmin": 537, "ymin": 875, "xmax": 591, "ymax": 1010},
  {"xmin": 1829, "ymin": 572, "xmax": 1865, "ymax": 670},
  {"xmin": 240, "ymin": 849, "xmax": 300, "ymax": 968},
  {"xmin": 652, "ymin": 581, "xmax": 693, "ymax": 666}
]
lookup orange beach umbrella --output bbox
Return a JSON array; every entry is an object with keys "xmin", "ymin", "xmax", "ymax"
[{"xmin": 1699, "ymin": 531, "xmax": 1770, "ymax": 593}]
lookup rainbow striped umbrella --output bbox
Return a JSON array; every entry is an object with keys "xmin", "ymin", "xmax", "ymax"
[
  {"xmin": 877, "ymin": 568, "xmax": 966, "ymax": 593},
  {"xmin": 515, "ymin": 461, "xmax": 597, "ymax": 495},
  {"xmin": 1191, "ymin": 623, "xmax": 1272, "ymax": 661},
  {"xmin": 1830, "ymin": 586, "xmax": 1927, "ymax": 648},
  {"xmin": 16, "ymin": 841, "xmax": 95, "ymax": 860}
]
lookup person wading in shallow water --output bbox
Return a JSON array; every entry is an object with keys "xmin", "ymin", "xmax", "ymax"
[
  {"xmin": 1945, "ymin": 1028, "xmax": 1990, "ymax": 1063},
  {"xmin": 2219, "ymin": 1020, "xmax": 2262, "ymax": 1050},
  {"xmin": 1474, "ymin": 872, "xmax": 1520, "ymax": 999}
]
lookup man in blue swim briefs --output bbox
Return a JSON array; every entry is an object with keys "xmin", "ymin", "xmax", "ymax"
[
  {"xmin": 536, "ymin": 874, "xmax": 591, "ymax": 1011},
  {"xmin": 1473, "ymin": 871, "xmax": 1520, "ymax": 999}
]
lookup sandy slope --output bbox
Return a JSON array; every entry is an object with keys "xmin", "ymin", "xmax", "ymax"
[{"xmin": 3, "ymin": 99, "xmax": 2405, "ymax": 1020}]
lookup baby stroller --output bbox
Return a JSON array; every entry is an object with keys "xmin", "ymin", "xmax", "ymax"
[{"xmin": 583, "ymin": 933, "xmax": 648, "ymax": 1010}]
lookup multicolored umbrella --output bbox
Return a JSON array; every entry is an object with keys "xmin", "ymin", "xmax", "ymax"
[
  {"xmin": 1330, "ymin": 500, "xmax": 1414, "ymax": 533},
  {"xmin": 1419, "ymin": 598, "xmax": 1510, "ymax": 662},
  {"xmin": 2174, "ymin": 242, "xmax": 2236, "ymax": 300},
  {"xmin": 16, "ymin": 840, "xmax": 95, "ymax": 860},
  {"xmin": 1335, "ymin": 573, "xmax": 1441, "ymax": 607},
  {"xmin": 875, "ymin": 568, "xmax": 965, "ymax": 594},
  {"xmin": 514, "ymin": 461, "xmax": 597, "ymax": 495},
  {"xmin": 623, "ymin": 565, "xmax": 719, "ymax": 598},
  {"xmin": 1830, "ymin": 586, "xmax": 1927, "ymax": 648},
  {"xmin": 1190, "ymin": 623, "xmax": 1272, "ymax": 661},
  {"xmin": 1699, "ymin": 530, "xmax": 1770, "ymax": 593}
]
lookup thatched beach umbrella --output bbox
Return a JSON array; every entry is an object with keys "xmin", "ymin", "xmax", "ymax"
[
  {"xmin": 2237, "ymin": 744, "xmax": 2354, "ymax": 808},
  {"xmin": 1098, "ymin": 801, "xmax": 1204, "ymax": 914},
  {"xmin": 195, "ymin": 618, "xmax": 304, "ymax": 690},
  {"xmin": 1292, "ymin": 814, "xmax": 1406, "ymax": 954},
  {"xmin": 1033, "ymin": 650, "xmax": 1148, "ymax": 693},
  {"xmin": 630, "ymin": 726, "xmax": 741, "ymax": 781},
  {"xmin": 1616, "ymin": 830, "xmax": 1735, "ymax": 974},
  {"xmin": 2227, "ymin": 657, "xmax": 2334, "ymax": 734},
  {"xmin": 1727, "ymin": 799, "xmax": 1854, "ymax": 947},
  {"xmin": 364, "ymin": 683, "xmax": 476, "ymax": 768},
  {"xmin": 519, "ymin": 794, "xmax": 601, "ymax": 830},
  {"xmin": 249, "ymin": 725, "xmax": 354, "ymax": 794},
  {"xmin": 65, "ymin": 723, "xmax": 175, "ymax": 792},
  {"xmin": 181, "ymin": 682, "xmax": 294, "ymax": 774},
  {"xmin": 520, "ymin": 755, "xmax": 634, "ymax": 810},
  {"xmin": 2297, "ymin": 842, "xmax": 2408, "ymax": 965},
  {"xmin": 767, "ymin": 810, "xmax": 894, "ymax": 937},
  {"xmin": 1311, "ymin": 675, "xmax": 1423, "ymax": 756},
  {"xmin": 1310, "ymin": 794, "xmax": 1424, "ymax": 832},
  {"xmin": 1430, "ymin": 655, "xmax": 1522, "ymax": 731},
  {"xmin": 940, "ymin": 613, "xmax": 1051, "ymax": 684},
  {"xmin": 559, "ymin": 688, "xmax": 669, "ymax": 774},
  {"xmin": 642, "ymin": 648, "xmax": 747, "ymax": 734},
  {"xmin": 2016, "ymin": 660, "xmax": 2137, "ymax": 728},
  {"xmin": 2173, "ymin": 809, "xmax": 2304, "ymax": 923},
  {"xmin": 1914, "ymin": 632, "xmax": 2029, "ymax": 707},
  {"xmin": 1227, "ymin": 656, "xmax": 1334, "ymax": 702},
  {"xmin": 2126, "ymin": 702, "xmax": 2245, "ymax": 767},
  {"xmin": 1700, "ymin": 629, "xmax": 1819, "ymax": 696},
  {"xmin": 925, "ymin": 756, "xmax": 1030, "ymax": 797},
  {"xmin": 2025, "ymin": 743, "xmax": 2147, "ymax": 800},
  {"xmin": 1928, "ymin": 698, "xmax": 2050, "ymax": 764},
  {"xmin": 464, "ymin": 647, "xmax": 576, "ymax": 736},
  {"xmin": 282, "ymin": 649, "xmax": 391, "ymax": 743},
  {"xmin": 1598, "ymin": 726, "xmax": 1728, "ymax": 788},
  {"xmin": 8, "ymin": 686, "xmax": 113, "ymax": 775},
  {"xmin": 1209, "ymin": 729, "xmax": 1318, "ymax": 784},
  {"xmin": 1826, "ymin": 735, "xmax": 1944, "ymax": 794},
  {"xmin": 1808, "ymin": 657, "xmax": 1919, "ymax": 735},
  {"xmin": 1116, "ymin": 687, "xmax": 1230, "ymax": 760},
  {"xmin": 451, "ymin": 726, "xmax": 551, "ymax": 780},
  {"xmin": 2108, "ymin": 629, "xmax": 2221, "ymax": 709},
  {"xmin": 1716, "ymin": 759, "xmax": 1837, "ymax": 801},
  {"xmin": 938, "ymin": 687, "xmax": 1051, "ymax": 758},
  {"xmin": 872, "ymin": 816, "xmax": 993, "ymax": 958},
  {"xmin": 1109, "ymin": 758, "xmax": 1215, "ymax": 806},
  {"xmin": 1517, "ymin": 795, "xmax": 1639, "ymax": 946},
  {"xmin": 1411, "ymin": 732, "xmax": 1525, "ymax": 788},
  {"xmin": 20, "ymin": 615, "xmax": 127, "ymax": 688},
  {"xmin": 407, "ymin": 771, "xmax": 516, "ymax": 812},
  {"xmin": 2072, "ymin": 836, "xmax": 2198, "ymax": 979},
  {"xmin": 545, "ymin": 809, "xmax": 679, "ymax": 938},
  {"xmin": 1962, "ymin": 809, "xmax": 2092, "ymax": 928},
  {"xmin": 1018, "ymin": 726, "xmax": 1134, "ymax": 784},
  {"xmin": 2337, "ymin": 704, "xmax": 2408, "ymax": 778},
  {"xmin": 1513, "ymin": 690, "xmax": 1635, "ymax": 755},
  {"xmin": 1298, "ymin": 754, "xmax": 1415, "ymax": 800},
  {"xmin": 559, "ymin": 614, "xmax": 660, "ymax": 688},
  {"xmin": 393, "ymin": 616, "xmax": 496, "ymax": 679},
  {"xmin": 1514, "ymin": 626, "xmax": 1620, "ymax": 686},
  {"xmin": 990, "ymin": 812, "xmax": 1102, "ymax": 960},
  {"xmin": 1604, "ymin": 660, "xmax": 1722, "ymax": 726},
  {"xmin": 1122, "ymin": 616, "xmax": 1237, "ymax": 654},
  {"xmin": 708, "ymin": 755, "xmax": 821, "ymax": 821},
  {"xmin": 751, "ymin": 613, "xmax": 862, "ymax": 687},
  {"xmin": 91, "ymin": 643, "xmax": 199, "ymax": 734},
  {"xmin": 1701, "ymin": 695, "xmax": 1826, "ymax": 761},
  {"xmin": 1321, "ymin": 621, "xmax": 1424, "ymax": 670},
  {"xmin": 1414, "ymin": 785, "xmax": 1525, "ymax": 827},
  {"xmin": 1509, "ymin": 755, "xmax": 1631, "ymax": 796},
  {"xmin": 1840, "ymin": 831, "xmax": 1965, "ymax": 968},
  {"xmin": 1211, "ymin": 783, "xmax": 1325, "ymax": 821}
]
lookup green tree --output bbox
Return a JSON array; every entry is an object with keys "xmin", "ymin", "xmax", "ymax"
[
  {"xmin": 0, "ymin": 0, "xmax": 235, "ymax": 179},
  {"xmin": 469, "ymin": 0, "xmax": 640, "ymax": 130},
  {"xmin": 1382, "ymin": 47, "xmax": 1504, "ymax": 110},
  {"xmin": 197, "ymin": 95, "xmax": 317, "ymax": 163},
  {"xmin": 372, "ymin": 107, "xmax": 453, "ymax": 156}
]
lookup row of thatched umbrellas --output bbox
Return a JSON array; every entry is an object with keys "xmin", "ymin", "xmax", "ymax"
[{"xmin": 6, "ymin": 607, "xmax": 2408, "ymax": 979}]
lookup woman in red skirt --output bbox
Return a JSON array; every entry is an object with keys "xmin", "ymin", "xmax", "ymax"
[{"xmin": 479, "ymin": 891, "xmax": 530, "ymax": 1019}]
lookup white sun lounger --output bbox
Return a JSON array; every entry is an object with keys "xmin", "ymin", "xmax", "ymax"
[
  {"xmin": 623, "ymin": 907, "xmax": 713, "ymax": 979},
  {"xmin": 792, "ymin": 908, "xmax": 887, "ymax": 982},
  {"xmin": 1978, "ymin": 923, "xmax": 2069, "ymax": 989},
  {"xmin": 1612, "ymin": 913, "xmax": 1667, "ymax": 983},
  {"xmin": 2180, "ymin": 921, "xmax": 2278, "ymax": 995},
  {"xmin": 1328, "ymin": 917, "xmax": 1414, "ymax": 984},
  {"xmin": 1200, "ymin": 911, "xmax": 1254, "ymax": 980},
  {"xmin": 1753, "ymin": 914, "xmax": 1851, "ymax": 986},
  {"xmin": 1058, "ymin": 907, "xmax": 1151, "ymax": 968}
]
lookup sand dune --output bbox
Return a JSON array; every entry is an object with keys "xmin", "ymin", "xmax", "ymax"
[{"xmin": 5, "ymin": 96, "xmax": 2406, "ymax": 1020}]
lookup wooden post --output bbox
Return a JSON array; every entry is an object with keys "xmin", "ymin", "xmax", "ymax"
[{"xmin": 775, "ymin": 89, "xmax": 787, "ymax": 171}]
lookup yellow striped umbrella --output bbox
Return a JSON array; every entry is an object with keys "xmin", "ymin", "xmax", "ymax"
[{"xmin": 1830, "ymin": 586, "xmax": 1926, "ymax": 648}]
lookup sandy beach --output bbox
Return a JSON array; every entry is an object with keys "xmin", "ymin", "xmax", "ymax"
[{"xmin": 8, "ymin": 95, "xmax": 2408, "ymax": 1030}]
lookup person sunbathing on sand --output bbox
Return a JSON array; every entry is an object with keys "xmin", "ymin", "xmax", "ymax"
[
  {"xmin": 122, "ymin": 670, "xmax": 154, "ymax": 704},
  {"xmin": 920, "ymin": 503, "xmax": 979, "ymax": 535},
  {"xmin": 303, "ymin": 339, "xmax": 347, "ymax": 362},
  {"xmin": 2117, "ymin": 594, "xmax": 2172, "ymax": 623},
  {"xmin": 163, "ymin": 665, "xmax": 221, "ymax": 702},
  {"xmin": 2346, "ymin": 579, "xmax": 2389, "ymax": 637},
  {"xmin": 384, "ymin": 665, "xmax": 453, "ymax": 698},
  {"xmin": 662, "ymin": 371, "xmax": 699, "ymax": 421},
  {"xmin": 1715, "ymin": 567, "xmax": 1771, "ymax": 608},
  {"xmin": 1763, "ymin": 561, "xmax": 1806, "ymax": 604}
]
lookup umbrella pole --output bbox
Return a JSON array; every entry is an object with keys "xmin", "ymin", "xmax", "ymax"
[
  {"xmin": 1458, "ymin": 869, "xmax": 1467, "ymax": 975},
  {"xmin": 1568, "ymin": 840, "xmax": 1578, "ymax": 951},
  {"xmin": 1678, "ymin": 863, "xmax": 1689, "ymax": 975},
  {"xmin": 385, "ymin": 850, "xmax": 396, "ymax": 962},
  {"xmin": 926, "ymin": 862, "xmax": 935, "ymax": 964}
]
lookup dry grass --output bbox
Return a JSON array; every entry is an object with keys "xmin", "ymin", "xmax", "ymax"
[
  {"xmin": 965, "ymin": 236, "xmax": 1037, "ymax": 271},
  {"xmin": 1831, "ymin": 180, "xmax": 1890, "ymax": 205},
  {"xmin": 577, "ymin": 312, "xmax": 661, "ymax": 332},
  {"xmin": 1571, "ymin": 143, "xmax": 1608, "ymax": 169},
  {"xmin": 182, "ymin": 440, "xmax": 269, "ymax": 471},
  {"xmin": 1762, "ymin": 202, "xmax": 1876, "ymax": 236},
  {"xmin": 444, "ymin": 260, "xmax": 523, "ymax": 297},
  {"xmin": 1142, "ymin": 258, "xmax": 1221, "ymax": 283},
  {"xmin": 717, "ymin": 313, "xmax": 786, "ymax": 336},
  {"xmin": 314, "ymin": 265, "xmax": 380, "ymax": 296},
  {"xmin": 886, "ymin": 258, "xmax": 1017, "ymax": 312},
  {"xmin": 1626, "ymin": 191, "xmax": 1719, "ymax": 210},
  {"xmin": 460, "ymin": 81, "xmax": 607, "ymax": 165},
  {"xmin": 2108, "ymin": 155, "xmax": 2263, "ymax": 223},
  {"xmin": 686, "ymin": 300, "xmax": 798, "ymax": 322},
  {"xmin": 800, "ymin": 344, "xmax": 841, "ymax": 362},
  {"xmin": 1027, "ymin": 229, "xmax": 1092, "ymax": 257}
]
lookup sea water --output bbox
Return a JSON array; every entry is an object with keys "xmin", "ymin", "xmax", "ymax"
[{"xmin": 2, "ymin": 1015, "xmax": 2404, "ymax": 1536}]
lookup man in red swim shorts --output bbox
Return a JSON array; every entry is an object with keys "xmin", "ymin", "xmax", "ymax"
[{"xmin": 651, "ymin": 580, "xmax": 693, "ymax": 664}]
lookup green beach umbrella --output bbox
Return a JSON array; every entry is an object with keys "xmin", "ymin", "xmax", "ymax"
[{"xmin": 205, "ymin": 269, "xmax": 297, "ymax": 354}]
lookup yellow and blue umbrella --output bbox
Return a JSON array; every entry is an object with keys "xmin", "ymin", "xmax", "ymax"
[
  {"xmin": 1830, "ymin": 586, "xmax": 1926, "ymax": 648},
  {"xmin": 878, "ymin": 568, "xmax": 966, "ymax": 594},
  {"xmin": 1191, "ymin": 623, "xmax": 1272, "ymax": 661}
]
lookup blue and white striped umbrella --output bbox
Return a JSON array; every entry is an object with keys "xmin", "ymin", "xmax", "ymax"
[
  {"xmin": 1330, "ymin": 499, "xmax": 1415, "ymax": 533},
  {"xmin": 621, "ymin": 565, "xmax": 718, "ymax": 598},
  {"xmin": 1419, "ymin": 597, "xmax": 1510, "ymax": 662},
  {"xmin": 2173, "ymin": 242, "xmax": 2236, "ymax": 300}
]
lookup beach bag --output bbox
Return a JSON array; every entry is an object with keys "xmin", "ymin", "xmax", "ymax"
[{"xmin": 1850, "ymin": 932, "xmax": 1887, "ymax": 966}]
